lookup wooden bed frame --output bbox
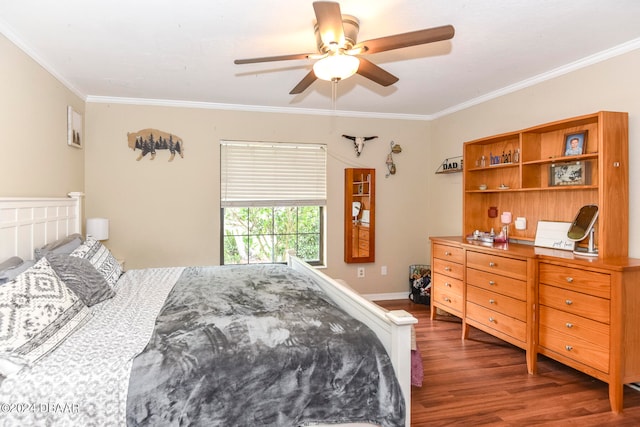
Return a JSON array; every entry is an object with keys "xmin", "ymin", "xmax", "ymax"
[{"xmin": 0, "ymin": 193, "xmax": 417, "ymax": 426}]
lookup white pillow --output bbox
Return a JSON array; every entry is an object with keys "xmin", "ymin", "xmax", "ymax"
[{"xmin": 0, "ymin": 258, "xmax": 91, "ymax": 372}]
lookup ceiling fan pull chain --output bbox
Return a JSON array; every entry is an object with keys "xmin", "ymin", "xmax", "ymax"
[{"xmin": 332, "ymin": 80, "xmax": 337, "ymax": 110}]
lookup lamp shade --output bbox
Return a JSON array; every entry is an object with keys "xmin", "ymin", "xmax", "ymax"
[
  {"xmin": 86, "ymin": 218, "xmax": 109, "ymax": 241},
  {"xmin": 313, "ymin": 54, "xmax": 359, "ymax": 82}
]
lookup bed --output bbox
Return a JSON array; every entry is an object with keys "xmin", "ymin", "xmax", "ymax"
[{"xmin": 0, "ymin": 193, "xmax": 417, "ymax": 426}]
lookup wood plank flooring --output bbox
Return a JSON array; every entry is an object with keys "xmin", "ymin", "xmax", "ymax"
[{"xmin": 376, "ymin": 299, "xmax": 640, "ymax": 426}]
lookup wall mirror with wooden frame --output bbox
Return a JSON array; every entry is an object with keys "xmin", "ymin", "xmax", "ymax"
[{"xmin": 344, "ymin": 168, "xmax": 375, "ymax": 263}]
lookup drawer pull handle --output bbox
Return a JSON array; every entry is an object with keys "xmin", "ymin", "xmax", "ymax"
[
  {"xmin": 444, "ymin": 282, "xmax": 452, "ymax": 287},
  {"xmin": 489, "ymin": 317, "xmax": 496, "ymax": 323},
  {"xmin": 444, "ymin": 266, "xmax": 451, "ymax": 272},
  {"xmin": 565, "ymin": 345, "xmax": 573, "ymax": 351},
  {"xmin": 489, "ymin": 280, "xmax": 496, "ymax": 286},
  {"xmin": 489, "ymin": 262, "xmax": 496, "ymax": 267},
  {"xmin": 489, "ymin": 299, "xmax": 496, "ymax": 305},
  {"xmin": 565, "ymin": 299, "xmax": 573, "ymax": 305},
  {"xmin": 444, "ymin": 251, "xmax": 451, "ymax": 256},
  {"xmin": 444, "ymin": 297, "xmax": 451, "ymax": 303},
  {"xmin": 566, "ymin": 277, "xmax": 574, "ymax": 283},
  {"xmin": 566, "ymin": 322, "xmax": 573, "ymax": 328}
]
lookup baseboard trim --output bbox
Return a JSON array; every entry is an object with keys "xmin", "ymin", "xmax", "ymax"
[{"xmin": 363, "ymin": 291, "xmax": 409, "ymax": 302}]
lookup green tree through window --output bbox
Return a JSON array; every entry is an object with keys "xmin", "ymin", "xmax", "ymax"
[{"xmin": 222, "ymin": 206, "xmax": 322, "ymax": 264}]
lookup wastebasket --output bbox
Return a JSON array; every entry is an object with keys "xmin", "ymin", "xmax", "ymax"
[{"xmin": 409, "ymin": 264, "xmax": 431, "ymax": 305}]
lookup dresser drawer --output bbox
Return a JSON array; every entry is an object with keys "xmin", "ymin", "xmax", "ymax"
[
  {"xmin": 539, "ymin": 284, "xmax": 610, "ymax": 324},
  {"xmin": 539, "ymin": 305, "xmax": 609, "ymax": 349},
  {"xmin": 433, "ymin": 257, "xmax": 464, "ymax": 280},
  {"xmin": 466, "ymin": 267, "xmax": 526, "ymax": 300},
  {"xmin": 432, "ymin": 272, "xmax": 463, "ymax": 297},
  {"xmin": 431, "ymin": 286, "xmax": 464, "ymax": 315},
  {"xmin": 467, "ymin": 285, "xmax": 526, "ymax": 321},
  {"xmin": 539, "ymin": 324, "xmax": 609, "ymax": 373},
  {"xmin": 433, "ymin": 243, "xmax": 464, "ymax": 264},
  {"xmin": 466, "ymin": 251, "xmax": 527, "ymax": 281},
  {"xmin": 539, "ymin": 263, "xmax": 610, "ymax": 299},
  {"xmin": 466, "ymin": 302, "xmax": 526, "ymax": 342}
]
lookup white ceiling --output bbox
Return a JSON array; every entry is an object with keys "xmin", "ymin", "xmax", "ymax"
[{"xmin": 2, "ymin": 0, "xmax": 640, "ymax": 119}]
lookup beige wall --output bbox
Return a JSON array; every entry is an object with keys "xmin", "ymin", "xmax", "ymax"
[
  {"xmin": 84, "ymin": 103, "xmax": 431, "ymax": 293},
  {"xmin": 0, "ymin": 34, "xmax": 84, "ymax": 196},
  {"xmin": 4, "ymin": 29, "xmax": 640, "ymax": 294},
  {"xmin": 429, "ymin": 49, "xmax": 640, "ymax": 258}
]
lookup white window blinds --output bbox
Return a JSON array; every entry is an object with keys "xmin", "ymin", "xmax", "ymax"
[{"xmin": 220, "ymin": 141, "xmax": 327, "ymax": 207}]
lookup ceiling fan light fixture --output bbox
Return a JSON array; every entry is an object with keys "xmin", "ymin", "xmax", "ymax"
[{"xmin": 313, "ymin": 54, "xmax": 360, "ymax": 82}]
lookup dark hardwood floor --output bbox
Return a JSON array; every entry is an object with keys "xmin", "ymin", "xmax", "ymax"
[{"xmin": 376, "ymin": 299, "xmax": 640, "ymax": 426}]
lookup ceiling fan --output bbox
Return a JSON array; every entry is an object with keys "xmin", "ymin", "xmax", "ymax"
[{"xmin": 234, "ymin": 1, "xmax": 455, "ymax": 95}]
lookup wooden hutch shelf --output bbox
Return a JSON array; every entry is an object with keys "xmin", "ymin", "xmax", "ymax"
[{"xmin": 462, "ymin": 111, "xmax": 628, "ymax": 257}]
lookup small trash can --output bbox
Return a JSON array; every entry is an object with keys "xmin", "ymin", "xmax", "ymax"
[{"xmin": 409, "ymin": 264, "xmax": 431, "ymax": 305}]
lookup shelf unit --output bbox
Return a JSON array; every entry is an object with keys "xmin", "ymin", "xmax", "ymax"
[
  {"xmin": 463, "ymin": 111, "xmax": 628, "ymax": 258},
  {"xmin": 435, "ymin": 155, "xmax": 463, "ymax": 174}
]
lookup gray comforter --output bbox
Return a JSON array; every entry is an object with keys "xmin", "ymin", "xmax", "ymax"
[{"xmin": 126, "ymin": 264, "xmax": 405, "ymax": 426}]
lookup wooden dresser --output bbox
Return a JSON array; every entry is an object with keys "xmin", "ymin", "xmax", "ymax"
[
  {"xmin": 536, "ymin": 253, "xmax": 640, "ymax": 413},
  {"xmin": 428, "ymin": 111, "xmax": 640, "ymax": 412},
  {"xmin": 430, "ymin": 236, "xmax": 640, "ymax": 413},
  {"xmin": 465, "ymin": 246, "xmax": 537, "ymax": 373},
  {"xmin": 431, "ymin": 240, "xmax": 464, "ymax": 317}
]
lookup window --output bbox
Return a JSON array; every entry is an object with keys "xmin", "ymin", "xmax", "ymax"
[{"xmin": 220, "ymin": 141, "xmax": 326, "ymax": 265}]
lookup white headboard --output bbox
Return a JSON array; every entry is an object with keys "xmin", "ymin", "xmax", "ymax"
[{"xmin": 0, "ymin": 192, "xmax": 83, "ymax": 261}]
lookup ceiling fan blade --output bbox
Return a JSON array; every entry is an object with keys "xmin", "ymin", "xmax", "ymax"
[
  {"xmin": 313, "ymin": 1, "xmax": 345, "ymax": 48},
  {"xmin": 356, "ymin": 24, "xmax": 455, "ymax": 55},
  {"xmin": 289, "ymin": 70, "xmax": 318, "ymax": 94},
  {"xmin": 356, "ymin": 58, "xmax": 399, "ymax": 87},
  {"xmin": 234, "ymin": 53, "xmax": 316, "ymax": 64}
]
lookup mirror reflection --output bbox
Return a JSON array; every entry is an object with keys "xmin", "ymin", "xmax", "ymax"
[{"xmin": 345, "ymin": 168, "xmax": 375, "ymax": 263}]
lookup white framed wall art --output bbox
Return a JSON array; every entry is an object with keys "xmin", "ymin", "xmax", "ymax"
[{"xmin": 67, "ymin": 105, "xmax": 83, "ymax": 148}]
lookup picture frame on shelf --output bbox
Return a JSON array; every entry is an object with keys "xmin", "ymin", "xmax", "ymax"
[
  {"xmin": 67, "ymin": 106, "xmax": 83, "ymax": 149},
  {"xmin": 549, "ymin": 161, "xmax": 590, "ymax": 186},
  {"xmin": 563, "ymin": 130, "xmax": 587, "ymax": 156}
]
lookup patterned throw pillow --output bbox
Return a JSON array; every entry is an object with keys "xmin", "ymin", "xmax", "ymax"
[
  {"xmin": 0, "ymin": 258, "xmax": 91, "ymax": 366},
  {"xmin": 45, "ymin": 253, "xmax": 116, "ymax": 307},
  {"xmin": 70, "ymin": 237, "xmax": 123, "ymax": 287}
]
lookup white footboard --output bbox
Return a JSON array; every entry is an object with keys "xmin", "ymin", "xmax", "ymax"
[{"xmin": 288, "ymin": 254, "xmax": 417, "ymax": 427}]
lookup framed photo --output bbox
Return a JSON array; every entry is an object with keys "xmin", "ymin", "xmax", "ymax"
[
  {"xmin": 549, "ymin": 161, "xmax": 590, "ymax": 186},
  {"xmin": 563, "ymin": 131, "xmax": 586, "ymax": 156},
  {"xmin": 67, "ymin": 106, "xmax": 83, "ymax": 148}
]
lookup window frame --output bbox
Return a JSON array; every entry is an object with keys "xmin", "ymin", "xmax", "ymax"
[{"xmin": 220, "ymin": 140, "xmax": 327, "ymax": 266}]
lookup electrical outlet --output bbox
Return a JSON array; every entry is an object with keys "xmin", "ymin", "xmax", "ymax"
[
  {"xmin": 357, "ymin": 267, "xmax": 365, "ymax": 278},
  {"xmin": 381, "ymin": 266, "xmax": 388, "ymax": 276}
]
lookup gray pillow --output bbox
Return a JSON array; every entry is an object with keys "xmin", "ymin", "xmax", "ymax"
[
  {"xmin": 0, "ymin": 260, "xmax": 35, "ymax": 285},
  {"xmin": 34, "ymin": 233, "xmax": 84, "ymax": 260},
  {"xmin": 0, "ymin": 256, "xmax": 23, "ymax": 272},
  {"xmin": 45, "ymin": 253, "xmax": 115, "ymax": 307}
]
